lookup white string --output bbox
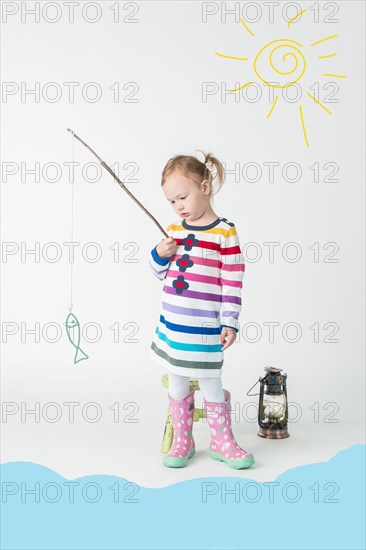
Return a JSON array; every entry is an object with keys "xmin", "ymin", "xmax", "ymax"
[{"xmin": 69, "ymin": 134, "xmax": 75, "ymax": 312}]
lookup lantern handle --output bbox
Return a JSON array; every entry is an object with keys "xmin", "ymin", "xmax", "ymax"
[{"xmin": 246, "ymin": 377, "xmax": 263, "ymax": 397}]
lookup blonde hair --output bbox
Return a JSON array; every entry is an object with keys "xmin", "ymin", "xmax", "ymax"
[{"xmin": 161, "ymin": 150, "xmax": 225, "ymax": 200}]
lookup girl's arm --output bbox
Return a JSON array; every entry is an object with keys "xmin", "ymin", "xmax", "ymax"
[
  {"xmin": 219, "ymin": 225, "xmax": 245, "ymax": 333},
  {"xmin": 149, "ymin": 245, "xmax": 170, "ymax": 280},
  {"xmin": 148, "ymin": 226, "xmax": 172, "ymax": 280}
]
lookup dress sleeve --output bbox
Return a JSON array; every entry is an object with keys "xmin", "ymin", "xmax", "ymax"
[
  {"xmin": 219, "ymin": 225, "xmax": 245, "ymax": 333},
  {"xmin": 148, "ymin": 227, "xmax": 171, "ymax": 280}
]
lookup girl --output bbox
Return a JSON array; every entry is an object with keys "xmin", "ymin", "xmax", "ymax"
[{"xmin": 149, "ymin": 152, "xmax": 254, "ymax": 470}]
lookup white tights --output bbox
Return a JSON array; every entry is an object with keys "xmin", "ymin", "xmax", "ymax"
[{"xmin": 168, "ymin": 372, "xmax": 225, "ymax": 402}]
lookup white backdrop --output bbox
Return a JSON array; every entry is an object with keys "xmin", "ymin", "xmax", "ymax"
[{"xmin": 1, "ymin": 1, "xmax": 365, "ymax": 486}]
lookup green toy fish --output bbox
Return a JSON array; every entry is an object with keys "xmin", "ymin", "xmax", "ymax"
[{"xmin": 65, "ymin": 312, "xmax": 89, "ymax": 364}]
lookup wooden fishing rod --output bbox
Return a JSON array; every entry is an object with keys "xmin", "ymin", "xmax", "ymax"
[{"xmin": 67, "ymin": 128, "xmax": 169, "ymax": 237}]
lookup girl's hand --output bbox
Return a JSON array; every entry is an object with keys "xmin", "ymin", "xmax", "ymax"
[
  {"xmin": 220, "ymin": 326, "xmax": 237, "ymax": 351},
  {"xmin": 156, "ymin": 237, "xmax": 177, "ymax": 259}
]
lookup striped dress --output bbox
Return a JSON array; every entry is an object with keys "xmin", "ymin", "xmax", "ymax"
[{"xmin": 148, "ymin": 216, "xmax": 245, "ymax": 379}]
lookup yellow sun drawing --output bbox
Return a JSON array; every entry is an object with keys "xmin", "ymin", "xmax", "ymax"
[{"xmin": 215, "ymin": 10, "xmax": 348, "ymax": 147}]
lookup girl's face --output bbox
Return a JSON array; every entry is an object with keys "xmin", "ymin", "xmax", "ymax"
[{"xmin": 163, "ymin": 170, "xmax": 212, "ymax": 223}]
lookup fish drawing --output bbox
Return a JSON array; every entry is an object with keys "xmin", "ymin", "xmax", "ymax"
[{"xmin": 65, "ymin": 312, "xmax": 89, "ymax": 364}]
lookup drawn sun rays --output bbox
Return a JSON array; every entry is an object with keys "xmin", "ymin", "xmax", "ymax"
[{"xmin": 215, "ymin": 12, "xmax": 347, "ymax": 147}]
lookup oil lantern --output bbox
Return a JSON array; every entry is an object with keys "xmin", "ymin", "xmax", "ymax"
[{"xmin": 247, "ymin": 366, "xmax": 289, "ymax": 439}]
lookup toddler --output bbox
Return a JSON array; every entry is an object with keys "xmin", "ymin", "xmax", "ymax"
[{"xmin": 149, "ymin": 152, "xmax": 254, "ymax": 470}]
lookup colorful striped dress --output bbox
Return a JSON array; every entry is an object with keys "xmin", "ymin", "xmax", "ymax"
[{"xmin": 148, "ymin": 216, "xmax": 245, "ymax": 379}]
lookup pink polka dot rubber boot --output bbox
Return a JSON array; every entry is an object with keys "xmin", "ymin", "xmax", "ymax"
[
  {"xmin": 163, "ymin": 389, "xmax": 196, "ymax": 468},
  {"xmin": 203, "ymin": 389, "xmax": 254, "ymax": 469}
]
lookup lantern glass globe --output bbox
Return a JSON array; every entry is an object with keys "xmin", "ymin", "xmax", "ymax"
[{"xmin": 263, "ymin": 394, "xmax": 287, "ymax": 422}]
